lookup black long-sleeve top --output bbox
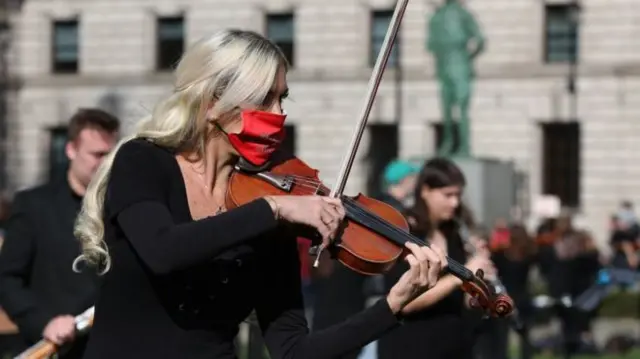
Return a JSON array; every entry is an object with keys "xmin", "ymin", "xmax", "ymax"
[
  {"xmin": 81, "ymin": 138, "xmax": 400, "ymax": 359},
  {"xmin": 0, "ymin": 177, "xmax": 98, "ymax": 353},
  {"xmin": 377, "ymin": 231, "xmax": 475, "ymax": 359}
]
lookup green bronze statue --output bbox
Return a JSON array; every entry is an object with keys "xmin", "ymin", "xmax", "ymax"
[{"xmin": 427, "ymin": 0, "xmax": 485, "ymax": 157}]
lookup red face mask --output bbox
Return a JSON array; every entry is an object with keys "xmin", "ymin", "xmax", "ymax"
[{"xmin": 223, "ymin": 110, "xmax": 287, "ymax": 166}]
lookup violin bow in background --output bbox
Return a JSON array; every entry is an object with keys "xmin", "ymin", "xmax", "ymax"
[{"xmin": 15, "ymin": 306, "xmax": 94, "ymax": 359}]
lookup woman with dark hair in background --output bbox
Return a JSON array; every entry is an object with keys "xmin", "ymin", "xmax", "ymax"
[
  {"xmin": 539, "ymin": 215, "xmax": 601, "ymax": 357},
  {"xmin": 489, "ymin": 223, "xmax": 537, "ymax": 359},
  {"xmin": 565, "ymin": 230, "xmax": 601, "ymax": 355},
  {"xmin": 377, "ymin": 158, "xmax": 495, "ymax": 359}
]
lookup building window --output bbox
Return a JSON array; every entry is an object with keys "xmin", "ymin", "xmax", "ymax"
[
  {"xmin": 370, "ymin": 10, "xmax": 399, "ymax": 67},
  {"xmin": 266, "ymin": 13, "xmax": 294, "ymax": 66},
  {"xmin": 156, "ymin": 16, "xmax": 185, "ymax": 71},
  {"xmin": 366, "ymin": 124, "xmax": 398, "ymax": 198},
  {"xmin": 49, "ymin": 127, "xmax": 69, "ymax": 181},
  {"xmin": 52, "ymin": 20, "xmax": 79, "ymax": 73},
  {"xmin": 282, "ymin": 124, "xmax": 296, "ymax": 155},
  {"xmin": 541, "ymin": 122, "xmax": 580, "ymax": 207},
  {"xmin": 432, "ymin": 122, "xmax": 460, "ymax": 153},
  {"xmin": 544, "ymin": 4, "xmax": 579, "ymax": 63}
]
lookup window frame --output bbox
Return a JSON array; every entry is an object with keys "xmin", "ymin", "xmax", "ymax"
[
  {"xmin": 544, "ymin": 4, "xmax": 579, "ymax": 64},
  {"xmin": 369, "ymin": 9, "xmax": 399, "ymax": 68},
  {"xmin": 51, "ymin": 19, "xmax": 79, "ymax": 74},
  {"xmin": 540, "ymin": 121, "xmax": 581, "ymax": 208},
  {"xmin": 48, "ymin": 127, "xmax": 69, "ymax": 181},
  {"xmin": 156, "ymin": 15, "xmax": 185, "ymax": 72},
  {"xmin": 265, "ymin": 12, "xmax": 295, "ymax": 67}
]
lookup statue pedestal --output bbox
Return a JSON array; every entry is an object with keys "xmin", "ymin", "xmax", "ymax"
[{"xmin": 451, "ymin": 157, "xmax": 517, "ymax": 228}]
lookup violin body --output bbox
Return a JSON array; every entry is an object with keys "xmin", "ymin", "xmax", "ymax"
[{"xmin": 226, "ymin": 155, "xmax": 407, "ymax": 276}]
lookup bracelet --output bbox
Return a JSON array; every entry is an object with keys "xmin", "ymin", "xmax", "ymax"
[{"xmin": 264, "ymin": 196, "xmax": 280, "ymax": 220}]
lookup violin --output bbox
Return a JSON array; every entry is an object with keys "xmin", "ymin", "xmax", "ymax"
[
  {"xmin": 227, "ymin": 156, "xmax": 513, "ymax": 318},
  {"xmin": 225, "ymin": 0, "xmax": 514, "ymax": 319}
]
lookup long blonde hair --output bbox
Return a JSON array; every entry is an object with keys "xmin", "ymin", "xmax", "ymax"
[{"xmin": 73, "ymin": 29, "xmax": 288, "ymax": 274}]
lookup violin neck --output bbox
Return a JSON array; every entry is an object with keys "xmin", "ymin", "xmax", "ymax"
[{"xmin": 328, "ymin": 0, "xmax": 409, "ymax": 198}]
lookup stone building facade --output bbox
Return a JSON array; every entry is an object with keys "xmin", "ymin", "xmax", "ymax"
[{"xmin": 3, "ymin": 0, "xmax": 639, "ymax": 246}]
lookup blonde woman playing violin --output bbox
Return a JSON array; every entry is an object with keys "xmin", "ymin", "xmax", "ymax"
[{"xmin": 72, "ymin": 29, "xmax": 447, "ymax": 359}]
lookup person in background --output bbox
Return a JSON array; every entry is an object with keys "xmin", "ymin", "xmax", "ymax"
[
  {"xmin": 377, "ymin": 159, "xmax": 420, "ymax": 212},
  {"xmin": 488, "ymin": 223, "xmax": 537, "ymax": 359},
  {"xmin": 544, "ymin": 214, "xmax": 601, "ymax": 357},
  {"xmin": 371, "ymin": 159, "xmax": 421, "ymax": 300},
  {"xmin": 0, "ymin": 109, "xmax": 120, "ymax": 358},
  {"xmin": 565, "ymin": 230, "xmax": 601, "ymax": 356},
  {"xmin": 616, "ymin": 201, "xmax": 637, "ymax": 231},
  {"xmin": 377, "ymin": 158, "xmax": 494, "ymax": 359},
  {"xmin": 609, "ymin": 215, "xmax": 639, "ymax": 270},
  {"xmin": 489, "ymin": 217, "xmax": 511, "ymax": 252}
]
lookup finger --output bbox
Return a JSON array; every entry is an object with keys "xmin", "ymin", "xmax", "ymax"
[
  {"xmin": 320, "ymin": 210, "xmax": 334, "ymax": 226},
  {"xmin": 318, "ymin": 212, "xmax": 340, "ymax": 241},
  {"xmin": 314, "ymin": 218, "xmax": 332, "ymax": 244},
  {"xmin": 404, "ymin": 242, "xmax": 420, "ymax": 255},
  {"xmin": 404, "ymin": 254, "xmax": 420, "ymax": 280},
  {"xmin": 319, "ymin": 226, "xmax": 332, "ymax": 244},
  {"xmin": 421, "ymin": 246, "xmax": 440, "ymax": 270},
  {"xmin": 430, "ymin": 243, "xmax": 448, "ymax": 269},
  {"xmin": 62, "ymin": 331, "xmax": 75, "ymax": 342},
  {"xmin": 323, "ymin": 204, "xmax": 342, "ymax": 223},
  {"xmin": 334, "ymin": 201, "xmax": 346, "ymax": 219},
  {"xmin": 315, "ymin": 206, "xmax": 332, "ymax": 233},
  {"xmin": 421, "ymin": 247, "xmax": 442, "ymax": 286},
  {"xmin": 320, "ymin": 197, "xmax": 343, "ymax": 208},
  {"xmin": 44, "ymin": 333, "xmax": 60, "ymax": 345},
  {"xmin": 409, "ymin": 243, "xmax": 427, "ymax": 263},
  {"xmin": 53, "ymin": 334, "xmax": 64, "ymax": 345},
  {"xmin": 321, "ymin": 207, "xmax": 340, "ymax": 226},
  {"xmin": 409, "ymin": 245, "xmax": 429, "ymax": 286}
]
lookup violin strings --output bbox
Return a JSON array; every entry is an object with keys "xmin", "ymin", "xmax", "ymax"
[
  {"xmin": 283, "ymin": 176, "xmax": 429, "ymax": 247},
  {"xmin": 279, "ymin": 176, "xmax": 471, "ymax": 278},
  {"xmin": 341, "ymin": 195, "xmax": 471, "ymax": 279}
]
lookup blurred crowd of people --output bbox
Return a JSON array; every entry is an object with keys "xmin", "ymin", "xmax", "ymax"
[{"xmin": 294, "ymin": 160, "xmax": 640, "ymax": 359}]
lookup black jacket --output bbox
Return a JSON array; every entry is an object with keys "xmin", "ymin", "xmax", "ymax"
[{"xmin": 0, "ymin": 178, "xmax": 99, "ymax": 356}]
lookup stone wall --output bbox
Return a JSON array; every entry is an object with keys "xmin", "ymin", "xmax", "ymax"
[{"xmin": 7, "ymin": 0, "xmax": 640, "ymax": 246}]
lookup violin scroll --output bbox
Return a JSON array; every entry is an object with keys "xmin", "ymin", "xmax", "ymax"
[
  {"xmin": 460, "ymin": 269, "xmax": 514, "ymax": 318},
  {"xmin": 492, "ymin": 294, "xmax": 515, "ymax": 318}
]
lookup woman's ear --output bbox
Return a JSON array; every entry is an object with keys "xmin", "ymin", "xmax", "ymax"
[
  {"xmin": 420, "ymin": 185, "xmax": 431, "ymax": 203},
  {"xmin": 204, "ymin": 101, "xmax": 218, "ymax": 121}
]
